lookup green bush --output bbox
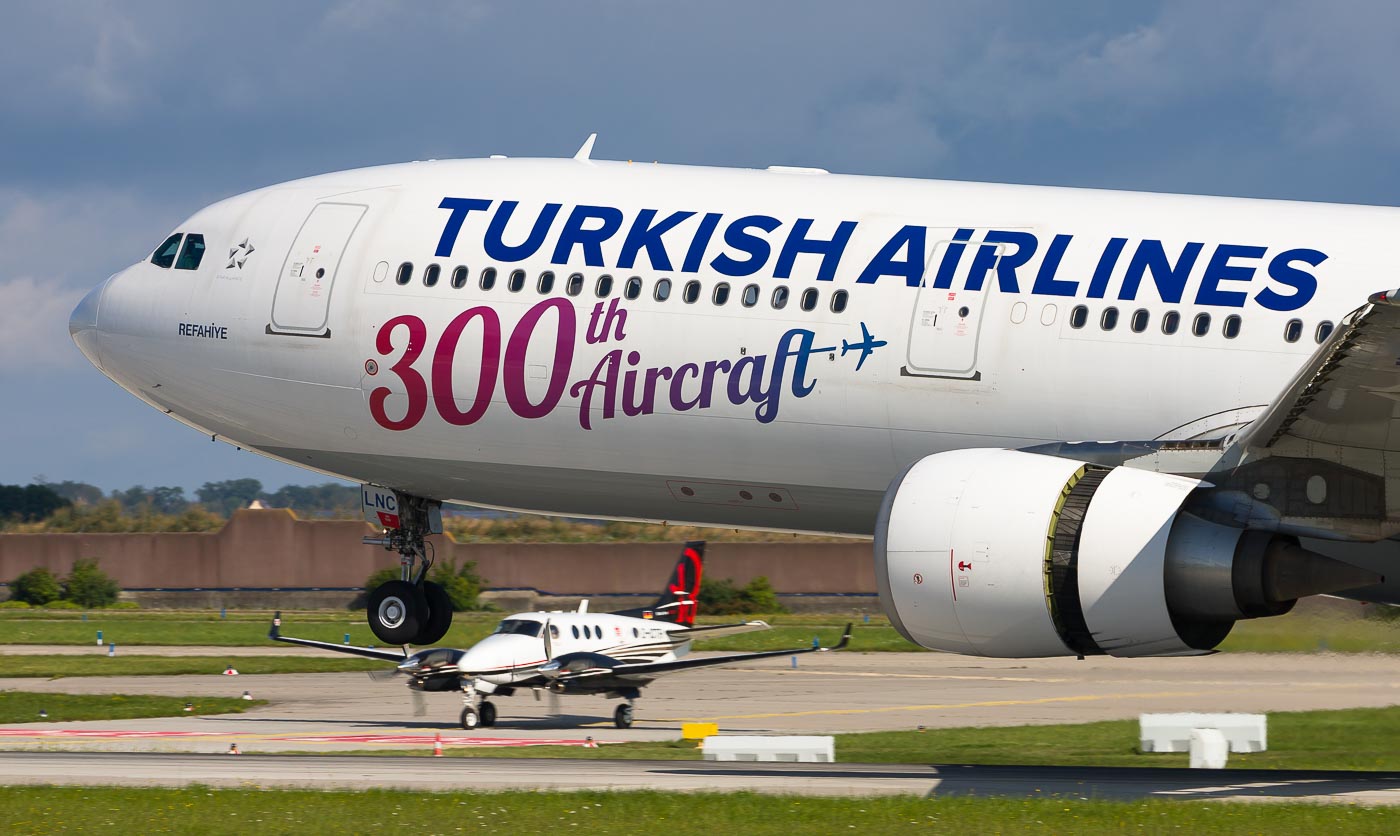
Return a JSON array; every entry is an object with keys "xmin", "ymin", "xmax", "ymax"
[
  {"xmin": 108, "ymin": 601, "xmax": 141, "ymax": 610},
  {"xmin": 63, "ymin": 558, "xmax": 120, "ymax": 608},
  {"xmin": 739, "ymin": 575, "xmax": 784, "ymax": 613},
  {"xmin": 44, "ymin": 599, "xmax": 81, "ymax": 610},
  {"xmin": 10, "ymin": 567, "xmax": 62, "ymax": 605},
  {"xmin": 698, "ymin": 575, "xmax": 788, "ymax": 615},
  {"xmin": 0, "ymin": 600, "xmax": 31, "ymax": 609}
]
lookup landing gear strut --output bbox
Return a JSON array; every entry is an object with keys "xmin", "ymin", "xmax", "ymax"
[
  {"xmin": 363, "ymin": 490, "xmax": 451, "ymax": 646},
  {"xmin": 460, "ymin": 679, "xmax": 496, "ymax": 729}
]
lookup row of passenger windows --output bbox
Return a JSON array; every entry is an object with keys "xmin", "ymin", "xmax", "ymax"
[
  {"xmin": 1067, "ymin": 304, "xmax": 1335, "ymax": 344},
  {"xmin": 150, "ymin": 233, "xmax": 206, "ymax": 271},
  {"xmin": 394, "ymin": 262, "xmax": 850, "ymax": 314},
  {"xmin": 493, "ymin": 619, "xmax": 639, "ymax": 640}
]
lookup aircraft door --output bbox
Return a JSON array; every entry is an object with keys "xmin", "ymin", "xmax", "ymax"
[
  {"xmin": 268, "ymin": 202, "xmax": 367, "ymax": 337},
  {"xmin": 904, "ymin": 238, "xmax": 1002, "ymax": 380}
]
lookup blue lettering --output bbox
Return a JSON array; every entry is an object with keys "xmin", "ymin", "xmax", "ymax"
[
  {"xmin": 1086, "ymin": 237, "xmax": 1128, "ymax": 299},
  {"xmin": 551, "ymin": 204, "xmax": 625, "ymax": 267},
  {"xmin": 617, "ymin": 209, "xmax": 694, "ymax": 271},
  {"xmin": 710, "ymin": 215, "xmax": 782, "ymax": 277},
  {"xmin": 931, "ymin": 229, "xmax": 975, "ymax": 289},
  {"xmin": 856, "ymin": 225, "xmax": 926, "ymax": 286},
  {"xmin": 774, "ymin": 218, "xmax": 858, "ymax": 281},
  {"xmin": 485, "ymin": 201, "xmax": 561, "ymax": 262},
  {"xmin": 1030, "ymin": 234, "xmax": 1077, "ymax": 296},
  {"xmin": 1256, "ymin": 248, "xmax": 1325, "ymax": 312},
  {"xmin": 1195, "ymin": 244, "xmax": 1265, "ymax": 307},
  {"xmin": 1120, "ymin": 240, "xmax": 1205, "ymax": 303},
  {"xmin": 964, "ymin": 230, "xmax": 1037, "ymax": 293},
  {"xmin": 681, "ymin": 212, "xmax": 723, "ymax": 273},
  {"xmin": 435, "ymin": 197, "xmax": 492, "ymax": 258}
]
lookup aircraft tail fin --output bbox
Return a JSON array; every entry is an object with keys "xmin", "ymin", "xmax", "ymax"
[{"xmin": 613, "ymin": 541, "xmax": 704, "ymax": 626}]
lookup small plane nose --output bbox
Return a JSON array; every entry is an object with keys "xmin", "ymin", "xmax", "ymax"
[{"xmin": 69, "ymin": 273, "xmax": 112, "ymax": 371}]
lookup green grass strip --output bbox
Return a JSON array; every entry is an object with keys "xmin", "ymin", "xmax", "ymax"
[
  {"xmin": 0, "ymin": 656, "xmax": 383, "ymax": 678},
  {"xmin": 0, "ymin": 692, "xmax": 265, "ymax": 723}
]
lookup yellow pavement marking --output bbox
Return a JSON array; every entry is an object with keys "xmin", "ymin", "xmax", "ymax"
[{"xmin": 666, "ymin": 690, "xmax": 1210, "ymax": 722}]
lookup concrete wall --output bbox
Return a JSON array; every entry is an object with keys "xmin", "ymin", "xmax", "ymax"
[{"xmin": 0, "ymin": 509, "xmax": 876, "ymax": 595}]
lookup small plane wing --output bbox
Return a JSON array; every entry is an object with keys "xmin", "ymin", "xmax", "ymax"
[
  {"xmin": 268, "ymin": 613, "xmax": 407, "ymax": 663},
  {"xmin": 668, "ymin": 620, "xmax": 770, "ymax": 640},
  {"xmin": 549, "ymin": 623, "xmax": 852, "ymax": 681}
]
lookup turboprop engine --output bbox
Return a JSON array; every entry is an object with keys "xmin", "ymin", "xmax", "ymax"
[{"xmin": 874, "ymin": 449, "xmax": 1381, "ymax": 658}]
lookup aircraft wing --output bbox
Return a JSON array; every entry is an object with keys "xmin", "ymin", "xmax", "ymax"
[
  {"xmin": 550, "ymin": 623, "xmax": 851, "ymax": 681},
  {"xmin": 268, "ymin": 615, "xmax": 407, "ymax": 663},
  {"xmin": 669, "ymin": 620, "xmax": 770, "ymax": 640}
]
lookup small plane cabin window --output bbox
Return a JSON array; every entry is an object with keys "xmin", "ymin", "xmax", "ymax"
[
  {"xmin": 1130, "ymin": 308, "xmax": 1148, "ymax": 333},
  {"xmin": 831, "ymin": 289, "xmax": 849, "ymax": 313},
  {"xmin": 451, "ymin": 266, "xmax": 469, "ymax": 289},
  {"xmin": 174, "ymin": 234, "xmax": 205, "ymax": 270},
  {"xmin": 480, "ymin": 267, "xmax": 497, "ymax": 291},
  {"xmin": 632, "ymin": 627, "xmax": 639, "ymax": 638},
  {"xmin": 508, "ymin": 269, "xmax": 526, "ymax": 292},
  {"xmin": 624, "ymin": 276, "xmax": 643, "ymax": 300},
  {"xmin": 396, "ymin": 262, "xmax": 413, "ymax": 285},
  {"xmin": 1100, "ymin": 307, "xmax": 1118, "ymax": 331},
  {"xmin": 1316, "ymin": 320, "xmax": 1334, "ymax": 343},
  {"xmin": 151, "ymin": 233, "xmax": 183, "ymax": 268},
  {"xmin": 654, "ymin": 278, "xmax": 672, "ymax": 301},
  {"xmin": 571, "ymin": 625, "xmax": 580, "ymax": 639},
  {"xmin": 538, "ymin": 270, "xmax": 555, "ymax": 294},
  {"xmin": 1162, "ymin": 310, "xmax": 1180, "ymax": 335},
  {"xmin": 1069, "ymin": 305, "xmax": 1088, "ymax": 329},
  {"xmin": 772, "ymin": 286, "xmax": 790, "ymax": 309},
  {"xmin": 741, "ymin": 284, "xmax": 760, "ymax": 307},
  {"xmin": 1193, "ymin": 312, "xmax": 1211, "ymax": 337},
  {"xmin": 566, "ymin": 272, "xmax": 584, "ymax": 296},
  {"xmin": 596, "ymin": 274, "xmax": 614, "ymax": 298},
  {"xmin": 800, "ymin": 288, "xmax": 819, "ymax": 312},
  {"xmin": 422, "ymin": 264, "xmax": 440, "ymax": 287},
  {"xmin": 683, "ymin": 280, "xmax": 701, "ymax": 304},
  {"xmin": 713, "ymin": 282, "xmax": 731, "ymax": 305},
  {"xmin": 549, "ymin": 624, "xmax": 560, "ymax": 639},
  {"xmin": 1223, "ymin": 314, "xmax": 1242, "ymax": 339},
  {"xmin": 1284, "ymin": 319, "xmax": 1303, "ymax": 343}
]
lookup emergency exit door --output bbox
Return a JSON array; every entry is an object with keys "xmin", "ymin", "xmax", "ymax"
[
  {"xmin": 269, "ymin": 202, "xmax": 367, "ymax": 337},
  {"xmin": 904, "ymin": 238, "xmax": 997, "ymax": 379}
]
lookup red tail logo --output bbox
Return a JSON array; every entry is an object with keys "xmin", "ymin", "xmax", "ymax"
[{"xmin": 667, "ymin": 546, "xmax": 703, "ymax": 625}]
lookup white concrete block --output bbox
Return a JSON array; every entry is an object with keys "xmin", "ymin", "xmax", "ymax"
[
  {"xmin": 701, "ymin": 735, "xmax": 835, "ymax": 763},
  {"xmin": 1140, "ymin": 713, "xmax": 1266, "ymax": 753},
  {"xmin": 1189, "ymin": 728, "xmax": 1229, "ymax": 769}
]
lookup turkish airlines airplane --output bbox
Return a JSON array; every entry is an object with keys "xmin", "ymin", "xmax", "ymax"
[{"xmin": 70, "ymin": 136, "xmax": 1400, "ymax": 656}]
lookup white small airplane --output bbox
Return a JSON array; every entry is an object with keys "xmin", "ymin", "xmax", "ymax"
[{"xmin": 270, "ymin": 542, "xmax": 851, "ymax": 729}]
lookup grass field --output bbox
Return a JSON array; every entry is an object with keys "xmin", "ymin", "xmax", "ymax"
[
  {"xmin": 0, "ymin": 786, "xmax": 1394, "ymax": 834},
  {"xmin": 0, "ymin": 692, "xmax": 265, "ymax": 723},
  {"xmin": 0, "ymin": 655, "xmax": 384, "ymax": 678}
]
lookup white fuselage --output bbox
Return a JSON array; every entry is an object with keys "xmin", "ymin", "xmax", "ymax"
[
  {"xmin": 462, "ymin": 611, "xmax": 686, "ymax": 686},
  {"xmin": 71, "ymin": 157, "xmax": 1399, "ymax": 534}
]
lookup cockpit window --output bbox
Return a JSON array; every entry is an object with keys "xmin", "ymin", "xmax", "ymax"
[
  {"xmin": 151, "ymin": 234, "xmax": 183, "ymax": 268},
  {"xmin": 492, "ymin": 619, "xmax": 542, "ymax": 637},
  {"xmin": 174, "ymin": 234, "xmax": 206, "ymax": 270}
]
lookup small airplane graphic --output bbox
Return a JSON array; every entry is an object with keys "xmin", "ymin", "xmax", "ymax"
[{"xmin": 841, "ymin": 322, "xmax": 888, "ymax": 372}]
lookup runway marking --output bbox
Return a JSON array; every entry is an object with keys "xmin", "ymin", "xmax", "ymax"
[
  {"xmin": 0, "ymin": 729, "xmax": 596, "ymax": 747},
  {"xmin": 0, "ymin": 730, "xmax": 222, "ymax": 739},
  {"xmin": 671, "ymin": 690, "xmax": 1211, "ymax": 721}
]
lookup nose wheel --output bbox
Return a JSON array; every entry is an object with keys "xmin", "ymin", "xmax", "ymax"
[
  {"xmin": 614, "ymin": 703, "xmax": 634, "ymax": 729},
  {"xmin": 363, "ymin": 492, "xmax": 453, "ymax": 646}
]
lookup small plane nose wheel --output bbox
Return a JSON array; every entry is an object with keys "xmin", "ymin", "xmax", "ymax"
[
  {"xmin": 460, "ymin": 706, "xmax": 479, "ymax": 730},
  {"xmin": 478, "ymin": 700, "xmax": 497, "ymax": 728},
  {"xmin": 613, "ymin": 703, "xmax": 634, "ymax": 729}
]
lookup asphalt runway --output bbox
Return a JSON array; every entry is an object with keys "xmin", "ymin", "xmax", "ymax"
[{"xmin": 2, "ymin": 752, "xmax": 1400, "ymax": 803}]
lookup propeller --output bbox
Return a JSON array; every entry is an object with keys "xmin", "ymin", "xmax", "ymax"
[
  {"xmin": 543, "ymin": 618, "xmax": 553, "ymax": 660},
  {"xmin": 410, "ymin": 689, "xmax": 427, "ymax": 717}
]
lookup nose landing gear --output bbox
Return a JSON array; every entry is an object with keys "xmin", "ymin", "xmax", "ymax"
[{"xmin": 363, "ymin": 490, "xmax": 453, "ymax": 646}]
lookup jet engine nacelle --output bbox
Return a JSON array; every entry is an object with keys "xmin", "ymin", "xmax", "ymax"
[{"xmin": 875, "ymin": 449, "xmax": 1379, "ymax": 658}]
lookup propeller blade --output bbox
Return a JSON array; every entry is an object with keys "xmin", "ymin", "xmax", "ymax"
[
  {"xmin": 543, "ymin": 618, "xmax": 553, "ymax": 660},
  {"xmin": 547, "ymin": 687, "xmax": 562, "ymax": 718},
  {"xmin": 368, "ymin": 668, "xmax": 403, "ymax": 682},
  {"xmin": 411, "ymin": 689, "xmax": 427, "ymax": 718}
]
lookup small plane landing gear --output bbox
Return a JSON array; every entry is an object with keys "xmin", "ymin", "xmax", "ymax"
[
  {"xmin": 478, "ymin": 700, "xmax": 497, "ymax": 728},
  {"xmin": 460, "ymin": 706, "xmax": 479, "ymax": 730},
  {"xmin": 614, "ymin": 702, "xmax": 634, "ymax": 729},
  {"xmin": 362, "ymin": 490, "xmax": 451, "ymax": 646}
]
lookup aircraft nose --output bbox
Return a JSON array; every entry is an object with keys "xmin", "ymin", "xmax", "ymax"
[{"xmin": 69, "ymin": 273, "xmax": 112, "ymax": 371}]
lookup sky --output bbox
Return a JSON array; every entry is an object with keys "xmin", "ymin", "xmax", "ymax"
[{"xmin": 6, "ymin": 0, "xmax": 1400, "ymax": 494}]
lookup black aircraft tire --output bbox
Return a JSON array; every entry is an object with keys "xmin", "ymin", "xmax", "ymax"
[
  {"xmin": 614, "ymin": 704, "xmax": 634, "ymax": 729},
  {"xmin": 414, "ymin": 581, "xmax": 454, "ymax": 646},
  {"xmin": 368, "ymin": 580, "xmax": 423, "ymax": 645},
  {"xmin": 479, "ymin": 700, "xmax": 497, "ymax": 727},
  {"xmin": 461, "ymin": 707, "xmax": 479, "ymax": 730}
]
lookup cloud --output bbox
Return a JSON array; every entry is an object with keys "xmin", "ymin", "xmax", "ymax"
[{"xmin": 0, "ymin": 276, "xmax": 85, "ymax": 372}]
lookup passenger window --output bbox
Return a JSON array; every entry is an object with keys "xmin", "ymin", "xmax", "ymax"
[
  {"xmin": 1284, "ymin": 319, "xmax": 1302, "ymax": 343},
  {"xmin": 1130, "ymin": 308, "xmax": 1148, "ymax": 333},
  {"xmin": 396, "ymin": 262, "xmax": 413, "ymax": 285},
  {"xmin": 151, "ymin": 233, "xmax": 182, "ymax": 268},
  {"xmin": 1192, "ymin": 312, "xmax": 1211, "ymax": 336},
  {"xmin": 683, "ymin": 280, "xmax": 701, "ymax": 304},
  {"xmin": 624, "ymin": 276, "xmax": 642, "ymax": 300},
  {"xmin": 713, "ymin": 282, "xmax": 731, "ymax": 305},
  {"xmin": 1316, "ymin": 320, "xmax": 1334, "ymax": 343},
  {"xmin": 596, "ymin": 274, "xmax": 614, "ymax": 297},
  {"xmin": 451, "ymin": 266, "xmax": 469, "ymax": 289},
  {"xmin": 1069, "ymin": 305, "xmax": 1087, "ymax": 329},
  {"xmin": 800, "ymin": 288, "xmax": 819, "ymax": 311},
  {"xmin": 632, "ymin": 627, "xmax": 639, "ymax": 638},
  {"xmin": 654, "ymin": 278, "xmax": 672, "ymax": 301},
  {"xmin": 571, "ymin": 625, "xmax": 579, "ymax": 639},
  {"xmin": 549, "ymin": 624, "xmax": 559, "ymax": 639},
  {"xmin": 1162, "ymin": 310, "xmax": 1180, "ymax": 335},
  {"xmin": 174, "ymin": 234, "xmax": 205, "ymax": 270},
  {"xmin": 538, "ymin": 271, "xmax": 555, "ymax": 294},
  {"xmin": 741, "ymin": 284, "xmax": 760, "ymax": 307},
  {"xmin": 508, "ymin": 269, "xmax": 526, "ymax": 292},
  {"xmin": 422, "ymin": 264, "xmax": 440, "ymax": 287},
  {"xmin": 1100, "ymin": 307, "xmax": 1118, "ymax": 331},
  {"xmin": 831, "ymin": 289, "xmax": 849, "ymax": 313},
  {"xmin": 480, "ymin": 267, "xmax": 497, "ymax": 291},
  {"xmin": 566, "ymin": 273, "xmax": 584, "ymax": 296},
  {"xmin": 1223, "ymin": 314, "xmax": 1241, "ymax": 339},
  {"xmin": 772, "ymin": 286, "xmax": 789, "ymax": 309}
]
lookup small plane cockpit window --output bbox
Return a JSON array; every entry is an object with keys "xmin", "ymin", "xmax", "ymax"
[
  {"xmin": 830, "ymin": 289, "xmax": 849, "ymax": 313},
  {"xmin": 480, "ymin": 267, "xmax": 497, "ymax": 291},
  {"xmin": 1069, "ymin": 305, "xmax": 1088, "ymax": 329},
  {"xmin": 493, "ymin": 619, "xmax": 542, "ymax": 638},
  {"xmin": 772, "ymin": 286, "xmax": 789, "ymax": 309},
  {"xmin": 396, "ymin": 262, "xmax": 413, "ymax": 285},
  {"xmin": 596, "ymin": 274, "xmax": 614, "ymax": 298},
  {"xmin": 654, "ymin": 278, "xmax": 672, "ymax": 301},
  {"xmin": 1100, "ymin": 307, "xmax": 1118, "ymax": 331},
  {"xmin": 624, "ymin": 276, "xmax": 643, "ymax": 300},
  {"xmin": 1130, "ymin": 308, "xmax": 1148, "ymax": 333},
  {"xmin": 1162, "ymin": 310, "xmax": 1180, "ymax": 335},
  {"xmin": 1193, "ymin": 312, "xmax": 1211, "ymax": 337},
  {"xmin": 151, "ymin": 233, "xmax": 183, "ymax": 268},
  {"xmin": 451, "ymin": 266, "xmax": 469, "ymax": 289},
  {"xmin": 1223, "ymin": 314, "xmax": 1241, "ymax": 339},
  {"xmin": 1316, "ymin": 320, "xmax": 1334, "ymax": 343},
  {"xmin": 174, "ymin": 234, "xmax": 205, "ymax": 270},
  {"xmin": 423, "ymin": 264, "xmax": 440, "ymax": 287},
  {"xmin": 566, "ymin": 273, "xmax": 584, "ymax": 296},
  {"xmin": 800, "ymin": 288, "xmax": 819, "ymax": 312},
  {"xmin": 713, "ymin": 282, "xmax": 730, "ymax": 305},
  {"xmin": 741, "ymin": 284, "xmax": 760, "ymax": 307},
  {"xmin": 1284, "ymin": 319, "xmax": 1303, "ymax": 343},
  {"xmin": 682, "ymin": 280, "xmax": 701, "ymax": 304},
  {"xmin": 508, "ymin": 269, "xmax": 526, "ymax": 292},
  {"xmin": 538, "ymin": 271, "xmax": 555, "ymax": 294}
]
